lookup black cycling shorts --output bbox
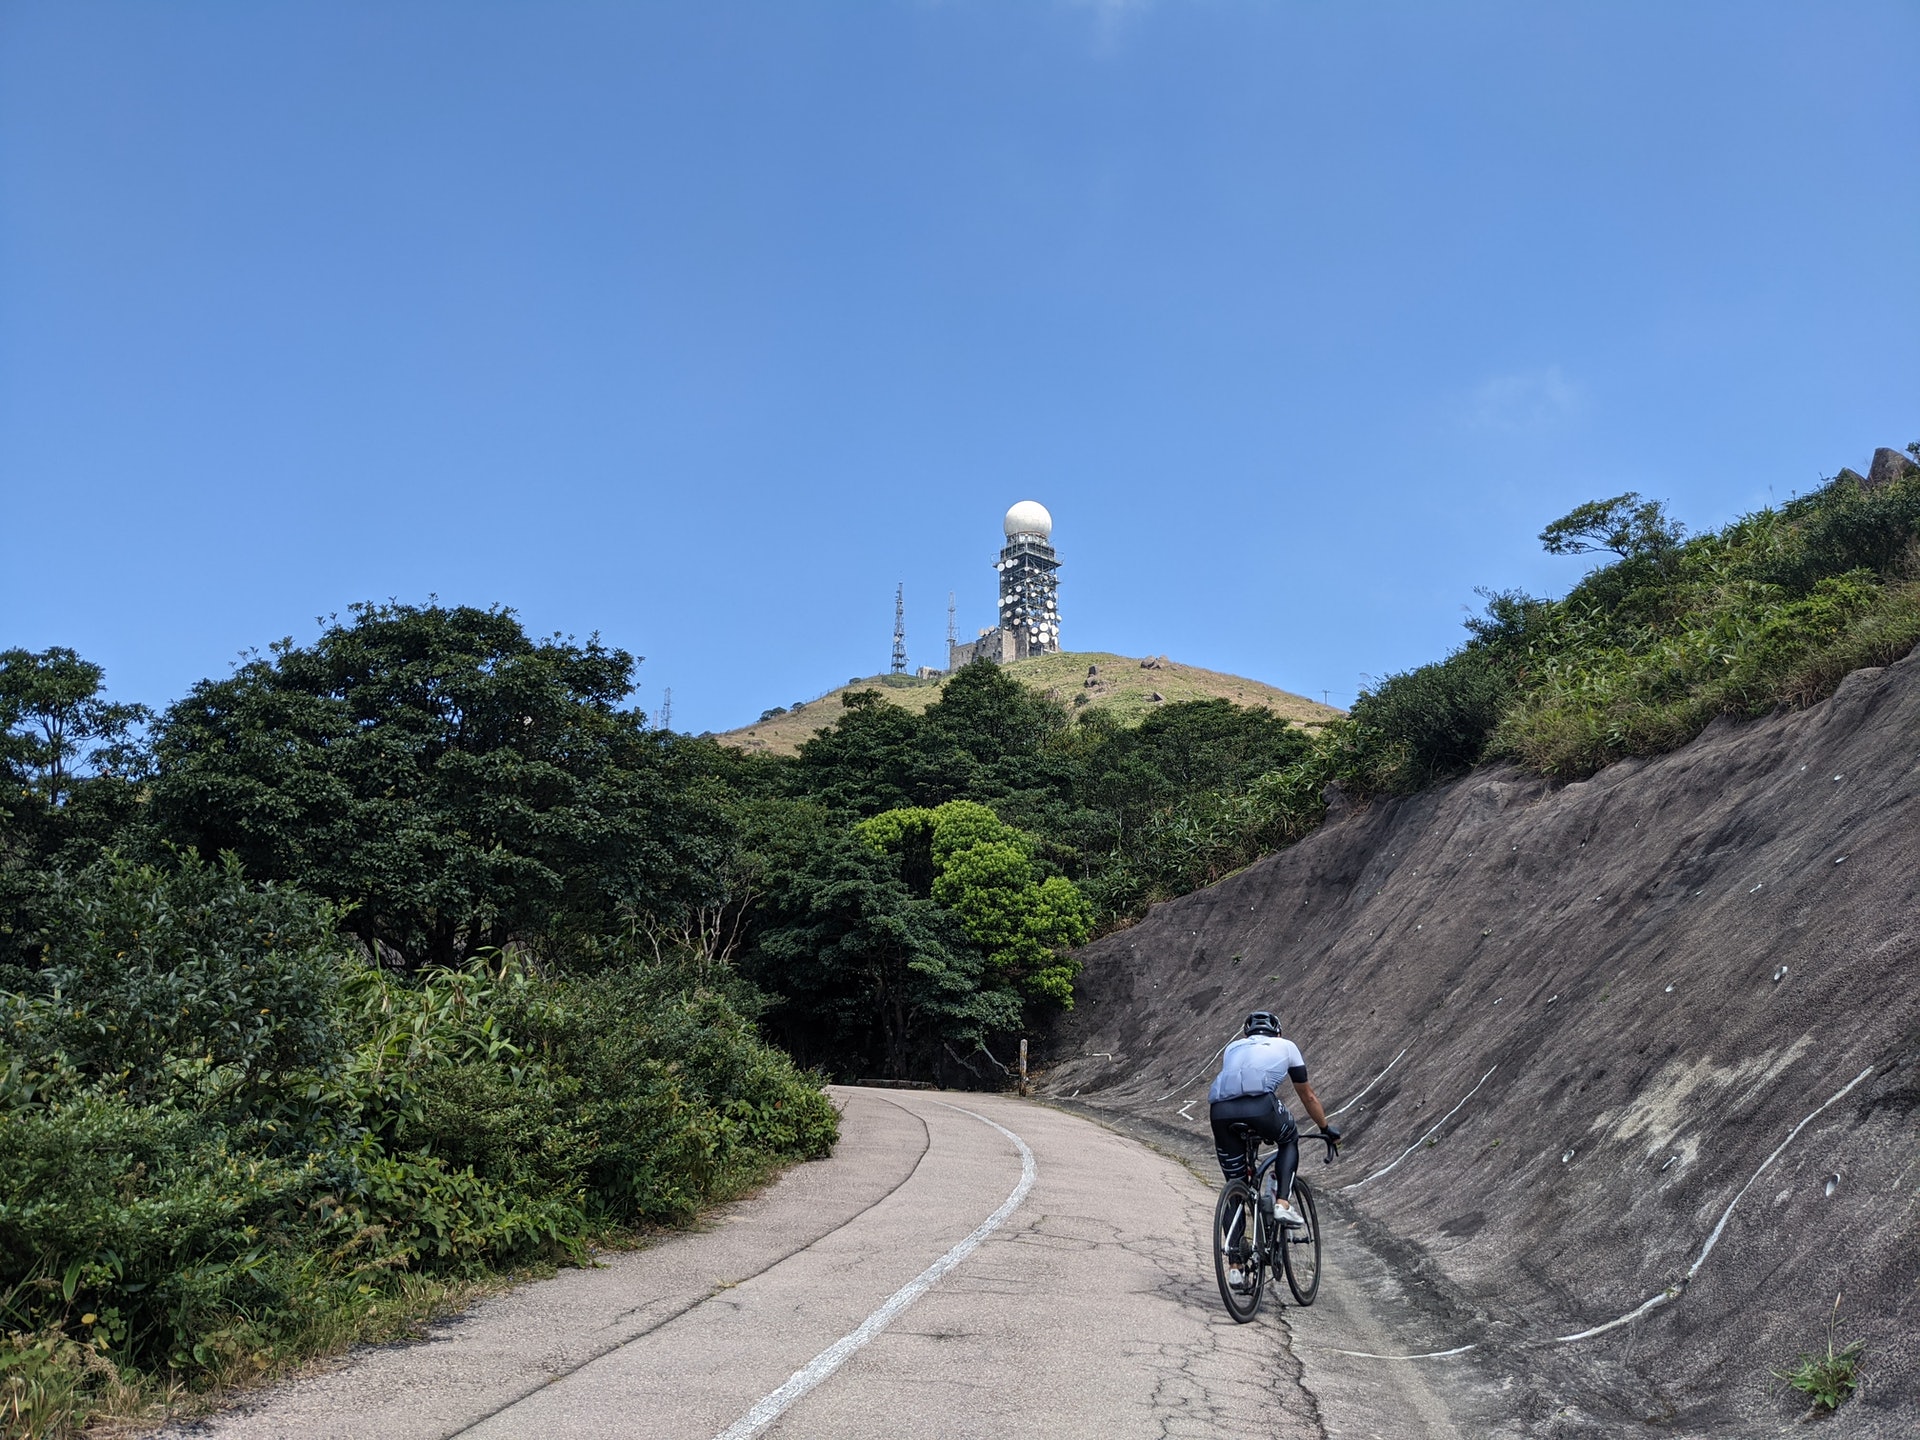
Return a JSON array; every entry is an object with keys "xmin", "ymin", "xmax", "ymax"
[{"xmin": 1209, "ymin": 1091, "xmax": 1297, "ymax": 1182}]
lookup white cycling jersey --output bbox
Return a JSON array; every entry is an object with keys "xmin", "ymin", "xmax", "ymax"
[{"xmin": 1209, "ymin": 1034, "xmax": 1309, "ymax": 1103}]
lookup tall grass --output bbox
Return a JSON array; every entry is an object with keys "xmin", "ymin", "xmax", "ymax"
[
  {"xmin": 1077, "ymin": 462, "xmax": 1920, "ymax": 913},
  {"xmin": 1355, "ymin": 466, "xmax": 1920, "ymax": 785}
]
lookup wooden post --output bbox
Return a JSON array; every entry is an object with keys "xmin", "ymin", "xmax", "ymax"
[{"xmin": 1018, "ymin": 1038, "xmax": 1030, "ymax": 1097}]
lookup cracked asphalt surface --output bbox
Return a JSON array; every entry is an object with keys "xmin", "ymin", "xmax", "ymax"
[{"xmin": 164, "ymin": 1086, "xmax": 1347, "ymax": 1440}]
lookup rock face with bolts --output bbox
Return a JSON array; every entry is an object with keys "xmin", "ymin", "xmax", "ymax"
[{"xmin": 1044, "ymin": 643, "xmax": 1920, "ymax": 1431}]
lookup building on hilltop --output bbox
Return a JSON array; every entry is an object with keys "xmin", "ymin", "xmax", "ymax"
[{"xmin": 948, "ymin": 500, "xmax": 1061, "ymax": 668}]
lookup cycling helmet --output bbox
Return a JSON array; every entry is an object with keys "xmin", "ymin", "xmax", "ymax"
[{"xmin": 1243, "ymin": 1010, "xmax": 1282, "ymax": 1038}]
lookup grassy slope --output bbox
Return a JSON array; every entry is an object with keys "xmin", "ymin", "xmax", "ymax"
[{"xmin": 715, "ymin": 651, "xmax": 1344, "ymax": 756}]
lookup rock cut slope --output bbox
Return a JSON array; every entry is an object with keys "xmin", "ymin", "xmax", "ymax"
[{"xmin": 1045, "ymin": 645, "xmax": 1920, "ymax": 1435}]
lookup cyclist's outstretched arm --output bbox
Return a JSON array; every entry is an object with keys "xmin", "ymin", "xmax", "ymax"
[{"xmin": 1291, "ymin": 1079, "xmax": 1331, "ymax": 1132}]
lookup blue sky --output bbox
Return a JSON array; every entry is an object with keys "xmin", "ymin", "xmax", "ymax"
[{"xmin": 3, "ymin": 2, "xmax": 1915, "ymax": 732}]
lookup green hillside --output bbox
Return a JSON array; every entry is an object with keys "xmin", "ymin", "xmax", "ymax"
[{"xmin": 718, "ymin": 651, "xmax": 1342, "ymax": 756}]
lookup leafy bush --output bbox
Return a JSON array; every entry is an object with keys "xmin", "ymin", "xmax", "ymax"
[
  {"xmin": 1348, "ymin": 647, "xmax": 1516, "ymax": 792},
  {"xmin": 0, "ymin": 856, "xmax": 835, "ymax": 1433},
  {"xmin": 1347, "ymin": 467, "xmax": 1920, "ymax": 782},
  {"xmin": 27, "ymin": 851, "xmax": 343, "ymax": 1100},
  {"xmin": 1492, "ymin": 543, "xmax": 1920, "ymax": 777},
  {"xmin": 1756, "ymin": 471, "xmax": 1920, "ymax": 594}
]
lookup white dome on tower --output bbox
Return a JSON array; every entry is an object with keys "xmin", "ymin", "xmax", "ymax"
[{"xmin": 1004, "ymin": 500, "xmax": 1053, "ymax": 540}]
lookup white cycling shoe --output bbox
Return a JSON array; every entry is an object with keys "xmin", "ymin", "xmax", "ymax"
[{"xmin": 1273, "ymin": 1199, "xmax": 1307, "ymax": 1229}]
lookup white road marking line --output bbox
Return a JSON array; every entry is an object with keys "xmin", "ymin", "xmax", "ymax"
[
  {"xmin": 1340, "ymin": 1066, "xmax": 1497, "ymax": 1192},
  {"xmin": 710, "ymin": 1105, "xmax": 1037, "ymax": 1440}
]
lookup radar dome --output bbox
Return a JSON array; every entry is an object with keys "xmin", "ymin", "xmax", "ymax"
[{"xmin": 1004, "ymin": 500, "xmax": 1053, "ymax": 539}]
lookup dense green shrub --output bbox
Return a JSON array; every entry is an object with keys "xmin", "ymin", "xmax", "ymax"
[
  {"xmin": 1347, "ymin": 647, "xmax": 1517, "ymax": 792},
  {"xmin": 1338, "ymin": 463, "xmax": 1920, "ymax": 782},
  {"xmin": 1486, "ymin": 466, "xmax": 1920, "ymax": 777},
  {"xmin": 0, "ymin": 857, "xmax": 835, "ymax": 1432},
  {"xmin": 27, "ymin": 851, "xmax": 343, "ymax": 1100},
  {"xmin": 1755, "ymin": 473, "xmax": 1920, "ymax": 594}
]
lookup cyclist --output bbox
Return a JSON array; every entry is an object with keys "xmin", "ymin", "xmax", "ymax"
[{"xmin": 1208, "ymin": 1010, "xmax": 1339, "ymax": 1228}]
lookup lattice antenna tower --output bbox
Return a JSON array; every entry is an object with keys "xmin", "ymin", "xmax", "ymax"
[
  {"xmin": 891, "ymin": 583, "xmax": 907, "ymax": 674},
  {"xmin": 658, "ymin": 687, "xmax": 672, "ymax": 733},
  {"xmin": 996, "ymin": 502, "xmax": 1061, "ymax": 659},
  {"xmin": 946, "ymin": 591, "xmax": 957, "ymax": 648}
]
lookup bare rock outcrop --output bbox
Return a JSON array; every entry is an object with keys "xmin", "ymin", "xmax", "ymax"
[
  {"xmin": 1867, "ymin": 445, "xmax": 1919, "ymax": 490},
  {"xmin": 1047, "ymin": 644, "xmax": 1920, "ymax": 1435}
]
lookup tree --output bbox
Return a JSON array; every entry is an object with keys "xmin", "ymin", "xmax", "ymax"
[
  {"xmin": 789, "ymin": 690, "xmax": 923, "ymax": 816},
  {"xmin": 911, "ymin": 661, "xmax": 1072, "ymax": 816},
  {"xmin": 791, "ymin": 661, "xmax": 1074, "ymax": 825},
  {"xmin": 0, "ymin": 649, "xmax": 152, "ymax": 973},
  {"xmin": 149, "ymin": 602, "xmax": 727, "ymax": 967},
  {"xmin": 0, "ymin": 648, "xmax": 151, "ymax": 813},
  {"xmin": 1069, "ymin": 699, "xmax": 1312, "ymax": 852},
  {"xmin": 1539, "ymin": 493, "xmax": 1686, "ymax": 562},
  {"xmin": 743, "ymin": 805, "xmax": 1017, "ymax": 1079},
  {"xmin": 855, "ymin": 801, "xmax": 1092, "ymax": 1007}
]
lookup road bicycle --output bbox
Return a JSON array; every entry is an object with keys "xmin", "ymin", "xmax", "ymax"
[{"xmin": 1212, "ymin": 1128, "xmax": 1339, "ymax": 1322}]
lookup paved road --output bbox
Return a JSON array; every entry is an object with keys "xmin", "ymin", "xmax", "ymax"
[{"xmin": 167, "ymin": 1088, "xmax": 1451, "ymax": 1440}]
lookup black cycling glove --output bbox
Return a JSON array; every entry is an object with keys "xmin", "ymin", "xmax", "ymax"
[{"xmin": 1322, "ymin": 1123, "xmax": 1343, "ymax": 1147}]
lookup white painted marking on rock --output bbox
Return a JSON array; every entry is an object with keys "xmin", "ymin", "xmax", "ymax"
[
  {"xmin": 1150, "ymin": 1040, "xmax": 1230, "ymax": 1103},
  {"xmin": 1328, "ymin": 1046, "xmax": 1410, "ymax": 1120},
  {"xmin": 1315, "ymin": 1343, "xmax": 1480, "ymax": 1361},
  {"xmin": 1328, "ymin": 1067, "xmax": 1879, "ymax": 1360},
  {"xmin": 1342, "ymin": 1067, "xmax": 1497, "ymax": 1192},
  {"xmin": 711, "ymin": 1105, "xmax": 1036, "ymax": 1440},
  {"xmin": 1550, "ymin": 1065, "xmax": 1873, "ymax": 1344}
]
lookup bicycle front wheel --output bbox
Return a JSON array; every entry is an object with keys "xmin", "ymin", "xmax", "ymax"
[
  {"xmin": 1281, "ymin": 1177, "xmax": 1322, "ymax": 1305},
  {"xmin": 1213, "ymin": 1179, "xmax": 1265, "ymax": 1323}
]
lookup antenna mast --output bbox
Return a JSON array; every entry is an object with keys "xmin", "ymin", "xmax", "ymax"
[
  {"xmin": 658, "ymin": 687, "xmax": 672, "ymax": 732},
  {"xmin": 891, "ymin": 584, "xmax": 907, "ymax": 674},
  {"xmin": 946, "ymin": 591, "xmax": 957, "ymax": 648}
]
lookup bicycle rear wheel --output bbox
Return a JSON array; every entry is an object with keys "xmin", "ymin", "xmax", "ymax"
[
  {"xmin": 1281, "ymin": 1176, "xmax": 1322, "ymax": 1305},
  {"xmin": 1213, "ymin": 1179, "xmax": 1265, "ymax": 1323}
]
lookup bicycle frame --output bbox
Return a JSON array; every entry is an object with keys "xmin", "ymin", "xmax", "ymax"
[{"xmin": 1240, "ymin": 1129, "xmax": 1339, "ymax": 1191}]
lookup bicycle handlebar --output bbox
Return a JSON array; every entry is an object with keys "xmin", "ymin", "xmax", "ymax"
[{"xmin": 1303, "ymin": 1130, "xmax": 1342, "ymax": 1164}]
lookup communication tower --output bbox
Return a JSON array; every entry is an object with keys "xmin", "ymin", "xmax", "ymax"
[
  {"xmin": 891, "ymin": 584, "xmax": 907, "ymax": 674},
  {"xmin": 995, "ymin": 500, "xmax": 1061, "ymax": 658},
  {"xmin": 947, "ymin": 591, "xmax": 957, "ymax": 648}
]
